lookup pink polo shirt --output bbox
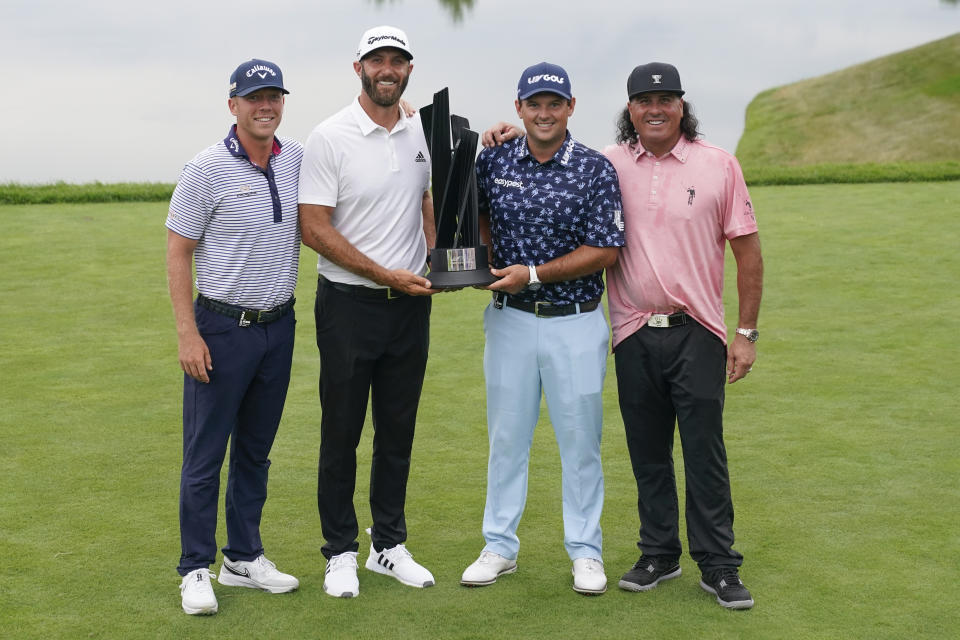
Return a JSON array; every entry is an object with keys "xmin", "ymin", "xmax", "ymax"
[{"xmin": 603, "ymin": 137, "xmax": 757, "ymax": 348}]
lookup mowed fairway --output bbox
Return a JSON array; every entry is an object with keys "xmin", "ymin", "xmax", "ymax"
[{"xmin": 1, "ymin": 182, "xmax": 958, "ymax": 639}]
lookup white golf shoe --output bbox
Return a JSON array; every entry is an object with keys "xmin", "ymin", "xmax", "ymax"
[
  {"xmin": 572, "ymin": 558, "xmax": 607, "ymax": 595},
  {"xmin": 217, "ymin": 554, "xmax": 299, "ymax": 593},
  {"xmin": 460, "ymin": 551, "xmax": 518, "ymax": 586},
  {"xmin": 365, "ymin": 542, "xmax": 435, "ymax": 588},
  {"xmin": 324, "ymin": 551, "xmax": 360, "ymax": 598},
  {"xmin": 180, "ymin": 568, "xmax": 218, "ymax": 615}
]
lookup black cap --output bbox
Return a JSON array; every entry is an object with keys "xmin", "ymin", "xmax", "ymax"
[{"xmin": 627, "ymin": 62, "xmax": 684, "ymax": 98}]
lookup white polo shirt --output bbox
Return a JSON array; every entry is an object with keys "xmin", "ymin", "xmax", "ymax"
[
  {"xmin": 298, "ymin": 97, "xmax": 431, "ymax": 287},
  {"xmin": 167, "ymin": 129, "xmax": 302, "ymax": 309}
]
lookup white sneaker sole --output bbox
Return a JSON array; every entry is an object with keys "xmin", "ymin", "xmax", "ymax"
[
  {"xmin": 322, "ymin": 581, "xmax": 359, "ymax": 598},
  {"xmin": 218, "ymin": 568, "xmax": 298, "ymax": 594},
  {"xmin": 460, "ymin": 564, "xmax": 517, "ymax": 586},
  {"xmin": 572, "ymin": 581, "xmax": 608, "ymax": 595},
  {"xmin": 182, "ymin": 602, "xmax": 218, "ymax": 615}
]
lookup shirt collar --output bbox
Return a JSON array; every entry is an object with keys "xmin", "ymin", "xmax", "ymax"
[
  {"xmin": 223, "ymin": 124, "xmax": 283, "ymax": 159},
  {"xmin": 515, "ymin": 130, "xmax": 575, "ymax": 166},
  {"xmin": 351, "ymin": 96, "xmax": 410, "ymax": 136},
  {"xmin": 631, "ymin": 136, "xmax": 691, "ymax": 163}
]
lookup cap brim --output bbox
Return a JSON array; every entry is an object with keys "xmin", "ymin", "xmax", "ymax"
[
  {"xmin": 233, "ymin": 85, "xmax": 290, "ymax": 97},
  {"xmin": 517, "ymin": 88, "xmax": 572, "ymax": 101},
  {"xmin": 359, "ymin": 46, "xmax": 413, "ymax": 61}
]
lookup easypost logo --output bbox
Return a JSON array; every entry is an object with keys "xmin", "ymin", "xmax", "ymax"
[
  {"xmin": 527, "ymin": 74, "xmax": 565, "ymax": 86},
  {"xmin": 246, "ymin": 64, "xmax": 277, "ymax": 80},
  {"xmin": 494, "ymin": 177, "xmax": 524, "ymax": 189}
]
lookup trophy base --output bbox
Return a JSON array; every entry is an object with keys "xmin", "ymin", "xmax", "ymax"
[
  {"xmin": 428, "ymin": 268, "xmax": 497, "ymax": 289},
  {"xmin": 427, "ymin": 245, "xmax": 497, "ymax": 289}
]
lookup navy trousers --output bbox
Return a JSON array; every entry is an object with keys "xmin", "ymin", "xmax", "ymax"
[
  {"xmin": 614, "ymin": 319, "xmax": 743, "ymax": 571},
  {"xmin": 314, "ymin": 277, "xmax": 430, "ymax": 559},
  {"xmin": 177, "ymin": 301, "xmax": 295, "ymax": 576}
]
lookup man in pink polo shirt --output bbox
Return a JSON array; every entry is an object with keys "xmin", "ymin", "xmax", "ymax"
[{"xmin": 604, "ymin": 62, "xmax": 762, "ymax": 610}]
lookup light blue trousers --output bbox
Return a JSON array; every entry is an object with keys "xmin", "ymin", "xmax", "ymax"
[{"xmin": 481, "ymin": 301, "xmax": 609, "ymax": 562}]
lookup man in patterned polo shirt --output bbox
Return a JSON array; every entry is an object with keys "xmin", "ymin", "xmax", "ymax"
[
  {"xmin": 459, "ymin": 62, "xmax": 624, "ymax": 595},
  {"xmin": 166, "ymin": 58, "xmax": 301, "ymax": 615}
]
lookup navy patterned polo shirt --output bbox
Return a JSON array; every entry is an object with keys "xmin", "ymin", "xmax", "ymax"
[{"xmin": 476, "ymin": 132, "xmax": 625, "ymax": 304}]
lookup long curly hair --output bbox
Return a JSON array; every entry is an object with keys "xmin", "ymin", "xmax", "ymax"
[{"xmin": 615, "ymin": 100, "xmax": 701, "ymax": 145}]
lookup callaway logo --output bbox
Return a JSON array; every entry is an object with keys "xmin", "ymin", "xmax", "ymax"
[
  {"xmin": 528, "ymin": 74, "xmax": 565, "ymax": 85},
  {"xmin": 415, "ymin": 151, "xmax": 427, "ymax": 163},
  {"xmin": 368, "ymin": 34, "xmax": 407, "ymax": 46},
  {"xmin": 494, "ymin": 177, "xmax": 523, "ymax": 189},
  {"xmin": 652, "ymin": 74, "xmax": 663, "ymax": 84},
  {"xmin": 246, "ymin": 64, "xmax": 277, "ymax": 80}
]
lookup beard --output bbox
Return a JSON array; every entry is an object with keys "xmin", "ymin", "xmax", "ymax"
[{"xmin": 360, "ymin": 67, "xmax": 409, "ymax": 107}]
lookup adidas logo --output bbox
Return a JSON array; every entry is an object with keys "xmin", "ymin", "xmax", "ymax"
[{"xmin": 414, "ymin": 151, "xmax": 427, "ymax": 163}]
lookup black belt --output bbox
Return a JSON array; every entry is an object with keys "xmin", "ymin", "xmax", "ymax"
[
  {"xmin": 197, "ymin": 293, "xmax": 294, "ymax": 326},
  {"xmin": 320, "ymin": 276, "xmax": 406, "ymax": 300},
  {"xmin": 493, "ymin": 292, "xmax": 599, "ymax": 318},
  {"xmin": 646, "ymin": 311, "xmax": 689, "ymax": 328}
]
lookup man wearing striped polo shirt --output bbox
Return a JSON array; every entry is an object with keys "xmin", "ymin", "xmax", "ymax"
[{"xmin": 166, "ymin": 58, "xmax": 301, "ymax": 615}]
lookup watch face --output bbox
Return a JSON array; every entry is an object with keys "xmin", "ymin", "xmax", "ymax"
[{"xmin": 527, "ymin": 281, "xmax": 542, "ymax": 291}]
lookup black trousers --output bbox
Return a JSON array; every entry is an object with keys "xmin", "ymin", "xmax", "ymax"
[
  {"xmin": 614, "ymin": 319, "xmax": 743, "ymax": 570},
  {"xmin": 314, "ymin": 276, "xmax": 431, "ymax": 559}
]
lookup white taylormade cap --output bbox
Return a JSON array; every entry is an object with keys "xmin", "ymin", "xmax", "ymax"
[{"xmin": 356, "ymin": 25, "xmax": 413, "ymax": 60}]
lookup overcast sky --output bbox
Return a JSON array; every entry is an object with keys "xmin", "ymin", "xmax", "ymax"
[{"xmin": 3, "ymin": 0, "xmax": 957, "ymax": 183}]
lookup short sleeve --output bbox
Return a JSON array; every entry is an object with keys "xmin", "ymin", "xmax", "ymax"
[
  {"xmin": 298, "ymin": 129, "xmax": 341, "ymax": 207},
  {"xmin": 167, "ymin": 161, "xmax": 213, "ymax": 240},
  {"xmin": 583, "ymin": 157, "xmax": 626, "ymax": 248}
]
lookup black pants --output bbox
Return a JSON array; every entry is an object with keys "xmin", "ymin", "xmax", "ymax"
[
  {"xmin": 614, "ymin": 320, "xmax": 743, "ymax": 571},
  {"xmin": 314, "ymin": 276, "xmax": 431, "ymax": 559}
]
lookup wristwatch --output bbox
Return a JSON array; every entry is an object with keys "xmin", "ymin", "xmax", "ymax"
[
  {"xmin": 736, "ymin": 327, "xmax": 759, "ymax": 343},
  {"xmin": 527, "ymin": 264, "xmax": 542, "ymax": 291}
]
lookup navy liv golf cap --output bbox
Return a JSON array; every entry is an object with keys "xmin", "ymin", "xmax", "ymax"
[
  {"xmin": 229, "ymin": 59, "xmax": 289, "ymax": 97},
  {"xmin": 627, "ymin": 62, "xmax": 684, "ymax": 98},
  {"xmin": 517, "ymin": 62, "xmax": 572, "ymax": 100}
]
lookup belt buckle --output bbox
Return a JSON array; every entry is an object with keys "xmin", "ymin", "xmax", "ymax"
[
  {"xmin": 387, "ymin": 288, "xmax": 400, "ymax": 300},
  {"xmin": 648, "ymin": 313, "xmax": 669, "ymax": 328},
  {"xmin": 238, "ymin": 310, "xmax": 252, "ymax": 327},
  {"xmin": 534, "ymin": 301, "xmax": 551, "ymax": 317}
]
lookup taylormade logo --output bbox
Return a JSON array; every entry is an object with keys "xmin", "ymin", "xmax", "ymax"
[
  {"xmin": 528, "ymin": 74, "xmax": 565, "ymax": 85},
  {"xmin": 246, "ymin": 65, "xmax": 277, "ymax": 80},
  {"xmin": 494, "ymin": 177, "xmax": 523, "ymax": 189},
  {"xmin": 368, "ymin": 34, "xmax": 407, "ymax": 46}
]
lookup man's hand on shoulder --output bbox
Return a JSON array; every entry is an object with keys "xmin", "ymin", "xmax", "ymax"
[
  {"xmin": 485, "ymin": 264, "xmax": 528, "ymax": 295},
  {"xmin": 481, "ymin": 122, "xmax": 523, "ymax": 148},
  {"xmin": 178, "ymin": 331, "xmax": 213, "ymax": 383}
]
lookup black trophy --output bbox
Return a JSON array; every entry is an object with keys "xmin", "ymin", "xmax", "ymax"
[{"xmin": 419, "ymin": 88, "xmax": 497, "ymax": 288}]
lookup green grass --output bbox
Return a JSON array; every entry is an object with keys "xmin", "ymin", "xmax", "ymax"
[
  {"xmin": 737, "ymin": 32, "xmax": 960, "ymax": 166},
  {"xmin": 742, "ymin": 160, "xmax": 960, "ymax": 186},
  {"xmin": 2, "ymin": 182, "xmax": 959, "ymax": 638},
  {"xmin": 0, "ymin": 181, "xmax": 173, "ymax": 204}
]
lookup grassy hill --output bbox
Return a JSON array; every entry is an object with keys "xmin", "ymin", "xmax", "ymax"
[{"xmin": 737, "ymin": 32, "xmax": 960, "ymax": 168}]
